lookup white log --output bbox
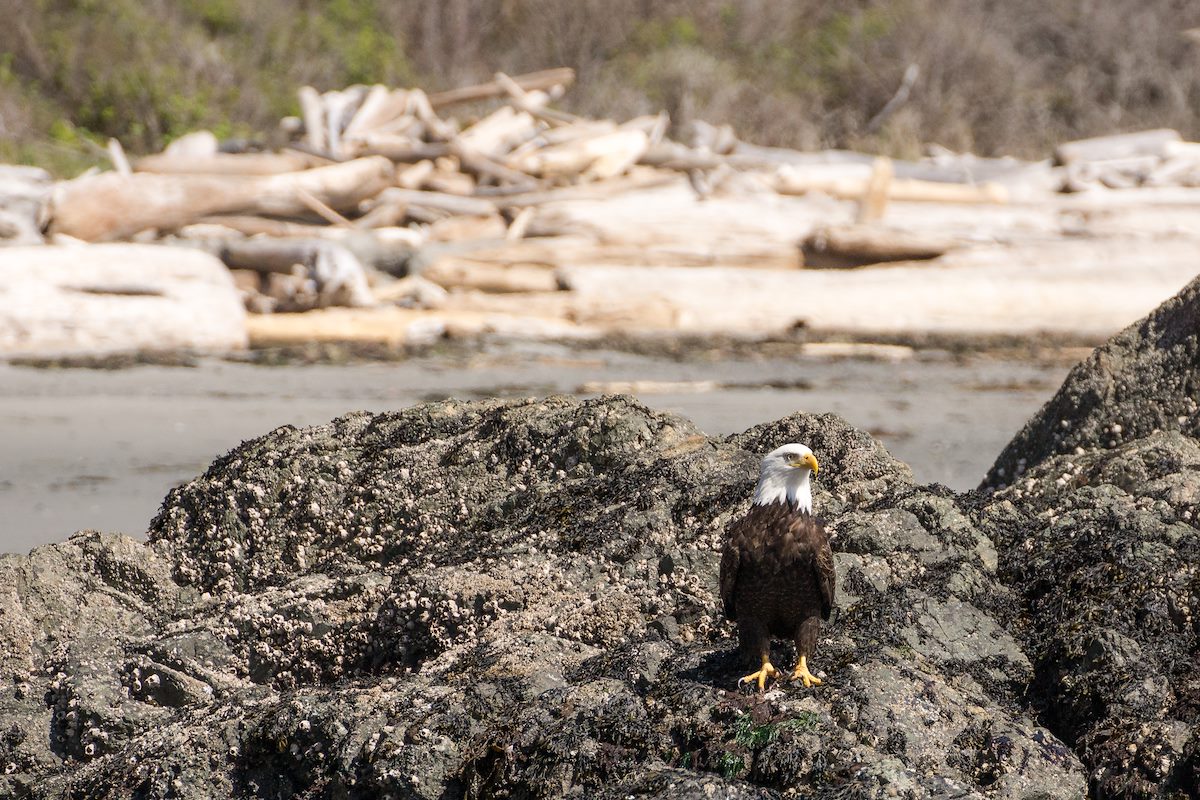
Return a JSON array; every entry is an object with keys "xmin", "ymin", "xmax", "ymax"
[
  {"xmin": 163, "ymin": 130, "xmax": 219, "ymax": 158},
  {"xmin": 775, "ymin": 165, "xmax": 1008, "ymax": 204},
  {"xmin": 135, "ymin": 152, "xmax": 319, "ymax": 175},
  {"xmin": 0, "ymin": 165, "xmax": 52, "ymax": 245},
  {"xmin": 457, "ymin": 105, "xmax": 541, "ymax": 158},
  {"xmin": 421, "ymin": 258, "xmax": 559, "ymax": 293},
  {"xmin": 106, "ymin": 139, "xmax": 132, "ymax": 176},
  {"xmin": 298, "ymin": 86, "xmax": 327, "ymax": 152},
  {"xmin": 1055, "ymin": 129, "xmax": 1182, "ymax": 165},
  {"xmin": 371, "ymin": 187, "xmax": 497, "ymax": 217},
  {"xmin": 856, "ymin": 157, "xmax": 893, "ymax": 222},
  {"xmin": 508, "ymin": 129, "xmax": 648, "ymax": 179},
  {"xmin": 50, "ymin": 157, "xmax": 396, "ymax": 241},
  {"xmin": 343, "ymin": 85, "xmax": 409, "ymax": 139},
  {"xmin": 427, "ymin": 67, "xmax": 576, "ymax": 108},
  {"xmin": 557, "ymin": 238, "xmax": 1200, "ymax": 338},
  {"xmin": 0, "ymin": 244, "xmax": 247, "ymax": 357}
]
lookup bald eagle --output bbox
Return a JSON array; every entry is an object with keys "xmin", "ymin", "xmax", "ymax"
[{"xmin": 720, "ymin": 443, "xmax": 835, "ymax": 690}]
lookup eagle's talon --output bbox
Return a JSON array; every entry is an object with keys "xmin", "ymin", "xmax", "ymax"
[
  {"xmin": 739, "ymin": 660, "xmax": 782, "ymax": 692},
  {"xmin": 790, "ymin": 656, "xmax": 823, "ymax": 688}
]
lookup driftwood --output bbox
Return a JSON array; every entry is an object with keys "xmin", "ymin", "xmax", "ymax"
[
  {"xmin": 0, "ymin": 244, "xmax": 246, "ymax": 356},
  {"xmin": 50, "ymin": 157, "xmax": 395, "ymax": 241},
  {"xmin": 1055, "ymin": 129, "xmax": 1182, "ymax": 166},
  {"xmin": 220, "ymin": 238, "xmax": 374, "ymax": 309},
  {"xmin": 507, "ymin": 129, "xmax": 649, "ymax": 179},
  {"xmin": 775, "ymin": 166, "xmax": 1009, "ymax": 204},
  {"xmin": 427, "ymin": 68, "xmax": 575, "ymax": 109},
  {"xmin": 802, "ymin": 224, "xmax": 962, "ymax": 268},
  {"xmin": 0, "ymin": 165, "xmax": 52, "ymax": 245},
  {"xmin": 350, "ymin": 135, "xmax": 449, "ymax": 162},
  {"xmin": 857, "ymin": 157, "xmax": 893, "ymax": 223},
  {"xmin": 421, "ymin": 257, "xmax": 559, "ymax": 293},
  {"xmin": 135, "ymin": 152, "xmax": 318, "ymax": 175},
  {"xmin": 370, "ymin": 187, "xmax": 498, "ymax": 218}
]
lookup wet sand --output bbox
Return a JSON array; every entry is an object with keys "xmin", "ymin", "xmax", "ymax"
[{"xmin": 0, "ymin": 343, "xmax": 1073, "ymax": 554}]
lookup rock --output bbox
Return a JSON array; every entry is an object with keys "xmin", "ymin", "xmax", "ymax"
[
  {"xmin": 0, "ymin": 244, "xmax": 248, "ymax": 358},
  {"xmin": 978, "ymin": 274, "xmax": 1200, "ymax": 797},
  {"xmin": 0, "ymin": 397, "xmax": 1086, "ymax": 798},
  {"xmin": 984, "ymin": 273, "xmax": 1200, "ymax": 488}
]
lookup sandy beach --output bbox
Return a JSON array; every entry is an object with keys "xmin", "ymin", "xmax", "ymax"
[{"xmin": 0, "ymin": 342, "xmax": 1073, "ymax": 554}]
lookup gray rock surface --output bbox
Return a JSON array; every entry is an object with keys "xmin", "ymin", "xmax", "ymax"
[
  {"xmin": 4, "ymin": 275, "xmax": 1200, "ymax": 798},
  {"xmin": 977, "ymin": 275, "xmax": 1200, "ymax": 796},
  {"xmin": 985, "ymin": 273, "xmax": 1200, "ymax": 489},
  {"xmin": 1, "ymin": 397, "xmax": 1085, "ymax": 799}
]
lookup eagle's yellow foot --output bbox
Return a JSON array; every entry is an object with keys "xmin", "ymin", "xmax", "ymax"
[
  {"xmin": 739, "ymin": 657, "xmax": 782, "ymax": 691},
  {"xmin": 790, "ymin": 655, "xmax": 823, "ymax": 688}
]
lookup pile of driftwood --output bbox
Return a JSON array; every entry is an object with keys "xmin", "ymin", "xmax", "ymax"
[
  {"xmin": 35, "ymin": 67, "xmax": 1032, "ymax": 320},
  {"xmin": 7, "ymin": 69, "xmax": 1200, "ymax": 355}
]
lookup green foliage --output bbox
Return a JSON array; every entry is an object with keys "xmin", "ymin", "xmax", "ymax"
[
  {"xmin": 4, "ymin": 0, "xmax": 1200, "ymax": 167},
  {"xmin": 732, "ymin": 709, "xmax": 821, "ymax": 750},
  {"xmin": 630, "ymin": 16, "xmax": 701, "ymax": 51},
  {"xmin": 716, "ymin": 750, "xmax": 745, "ymax": 779}
]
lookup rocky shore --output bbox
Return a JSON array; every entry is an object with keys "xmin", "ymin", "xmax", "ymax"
[{"xmin": 1, "ymin": 278, "xmax": 1198, "ymax": 798}]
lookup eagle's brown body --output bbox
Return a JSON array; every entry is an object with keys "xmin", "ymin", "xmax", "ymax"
[{"xmin": 720, "ymin": 501, "xmax": 835, "ymax": 682}]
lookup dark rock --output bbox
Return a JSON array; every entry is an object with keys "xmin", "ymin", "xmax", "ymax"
[
  {"xmin": 12, "ymin": 276, "xmax": 1200, "ymax": 798},
  {"xmin": 977, "ymin": 275, "xmax": 1200, "ymax": 798},
  {"xmin": 0, "ymin": 396, "xmax": 1086, "ymax": 798},
  {"xmin": 984, "ymin": 273, "xmax": 1200, "ymax": 489}
]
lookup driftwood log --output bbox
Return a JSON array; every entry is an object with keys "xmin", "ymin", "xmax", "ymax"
[
  {"xmin": 135, "ymin": 152, "xmax": 319, "ymax": 175},
  {"xmin": 802, "ymin": 224, "xmax": 963, "ymax": 268},
  {"xmin": 1055, "ymin": 129, "xmax": 1182, "ymax": 166},
  {"xmin": 50, "ymin": 157, "xmax": 395, "ymax": 241},
  {"xmin": 427, "ymin": 68, "xmax": 575, "ymax": 109}
]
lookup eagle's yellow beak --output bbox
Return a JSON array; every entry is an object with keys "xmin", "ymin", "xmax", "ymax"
[{"xmin": 791, "ymin": 453, "xmax": 819, "ymax": 476}]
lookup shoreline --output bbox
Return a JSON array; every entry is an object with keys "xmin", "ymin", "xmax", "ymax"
[{"xmin": 0, "ymin": 340, "xmax": 1073, "ymax": 555}]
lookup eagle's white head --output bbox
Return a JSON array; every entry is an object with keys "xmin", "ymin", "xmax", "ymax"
[{"xmin": 752, "ymin": 443, "xmax": 819, "ymax": 513}]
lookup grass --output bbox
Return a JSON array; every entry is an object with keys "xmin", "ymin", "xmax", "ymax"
[{"xmin": 732, "ymin": 710, "xmax": 821, "ymax": 750}]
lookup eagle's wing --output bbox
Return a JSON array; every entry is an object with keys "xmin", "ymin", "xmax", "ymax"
[
  {"xmin": 718, "ymin": 518, "xmax": 746, "ymax": 621},
  {"xmin": 815, "ymin": 522, "xmax": 836, "ymax": 620}
]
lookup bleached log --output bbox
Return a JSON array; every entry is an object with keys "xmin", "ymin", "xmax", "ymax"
[
  {"xmin": 50, "ymin": 157, "xmax": 395, "ymax": 241},
  {"xmin": 1055, "ymin": 129, "xmax": 1182, "ymax": 166},
  {"xmin": 508, "ymin": 129, "xmax": 649, "ymax": 179},
  {"xmin": 371, "ymin": 187, "xmax": 498, "ymax": 217},
  {"xmin": 0, "ymin": 165, "xmax": 52, "ymax": 245},
  {"xmin": 349, "ymin": 134, "xmax": 449, "ymax": 163},
  {"xmin": 396, "ymin": 160, "xmax": 435, "ymax": 190},
  {"xmin": 135, "ymin": 152, "xmax": 318, "ymax": 175},
  {"xmin": 323, "ymin": 86, "xmax": 366, "ymax": 158},
  {"xmin": 0, "ymin": 244, "xmax": 246, "ymax": 356},
  {"xmin": 857, "ymin": 157, "xmax": 893, "ymax": 223},
  {"xmin": 106, "ymin": 139, "xmax": 132, "ymax": 176},
  {"xmin": 164, "ymin": 131, "xmax": 219, "ymax": 158},
  {"xmin": 421, "ymin": 258, "xmax": 560, "ymax": 293},
  {"xmin": 639, "ymin": 142, "xmax": 725, "ymax": 171},
  {"xmin": 423, "ymin": 168, "xmax": 476, "ymax": 196},
  {"xmin": 458, "ymin": 106, "xmax": 541, "ymax": 158},
  {"xmin": 427, "ymin": 67, "xmax": 576, "ymax": 109},
  {"xmin": 406, "ymin": 89, "xmax": 457, "ymax": 141},
  {"xmin": 802, "ymin": 224, "xmax": 962, "ymax": 268},
  {"xmin": 298, "ymin": 86, "xmax": 327, "ymax": 153},
  {"xmin": 342, "ymin": 85, "xmax": 393, "ymax": 138},
  {"xmin": 245, "ymin": 307, "xmax": 449, "ymax": 348},
  {"xmin": 449, "ymin": 141, "xmax": 538, "ymax": 190},
  {"xmin": 486, "ymin": 169, "xmax": 679, "ymax": 207},
  {"xmin": 775, "ymin": 165, "xmax": 1008, "ymax": 204},
  {"xmin": 220, "ymin": 238, "xmax": 374, "ymax": 308},
  {"xmin": 494, "ymin": 72, "xmax": 579, "ymax": 126}
]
